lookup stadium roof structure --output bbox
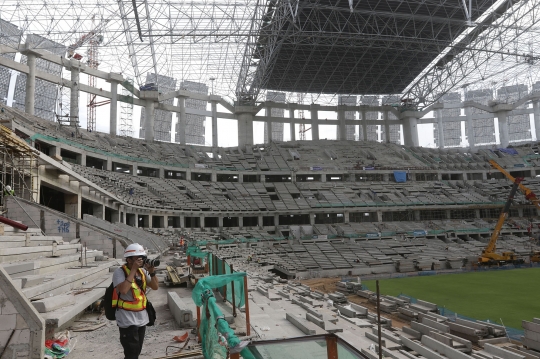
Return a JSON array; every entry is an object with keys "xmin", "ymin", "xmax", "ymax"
[{"xmin": 1, "ymin": 0, "xmax": 540, "ymax": 107}]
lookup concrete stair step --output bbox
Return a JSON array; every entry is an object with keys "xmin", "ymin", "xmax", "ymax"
[
  {"xmin": 22, "ymin": 260, "xmax": 117, "ymax": 299},
  {"xmin": 1, "ymin": 226, "xmax": 43, "ymax": 234},
  {"xmin": 2, "ymin": 251, "xmax": 103, "ymax": 278},
  {"xmin": 0, "ymin": 236, "xmax": 66, "ymax": 248},
  {"xmin": 41, "ymin": 274, "xmax": 111, "ymax": 330},
  {"xmin": 0, "ymin": 243, "xmax": 81, "ymax": 263}
]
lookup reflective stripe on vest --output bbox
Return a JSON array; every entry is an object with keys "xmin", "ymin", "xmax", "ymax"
[{"xmin": 112, "ymin": 265, "xmax": 147, "ymax": 312}]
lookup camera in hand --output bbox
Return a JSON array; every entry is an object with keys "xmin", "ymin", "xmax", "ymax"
[{"xmin": 144, "ymin": 257, "xmax": 160, "ymax": 267}]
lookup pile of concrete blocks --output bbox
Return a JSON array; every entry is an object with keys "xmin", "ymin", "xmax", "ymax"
[
  {"xmin": 328, "ymin": 292, "xmax": 347, "ymax": 304},
  {"xmin": 522, "ymin": 319, "xmax": 540, "ymax": 351},
  {"xmin": 410, "ymin": 299, "xmax": 438, "ymax": 314},
  {"xmin": 336, "ymin": 281, "xmax": 362, "ymax": 294},
  {"xmin": 396, "ymin": 259, "xmax": 416, "ymax": 272}
]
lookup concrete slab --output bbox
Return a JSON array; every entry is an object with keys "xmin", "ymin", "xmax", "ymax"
[
  {"xmin": 285, "ymin": 312, "xmax": 325, "ymax": 335},
  {"xmin": 400, "ymin": 335, "xmax": 446, "ymax": 359},
  {"xmin": 167, "ymin": 291, "xmax": 197, "ymax": 328},
  {"xmin": 32, "ymin": 294, "xmax": 75, "ymax": 313},
  {"xmin": 422, "ymin": 333, "xmax": 472, "ymax": 359},
  {"xmin": 483, "ymin": 343, "xmax": 526, "ymax": 359}
]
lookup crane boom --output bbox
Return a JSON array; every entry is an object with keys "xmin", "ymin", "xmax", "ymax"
[
  {"xmin": 483, "ymin": 177, "xmax": 522, "ymax": 255},
  {"xmin": 488, "ymin": 159, "xmax": 540, "ymax": 210}
]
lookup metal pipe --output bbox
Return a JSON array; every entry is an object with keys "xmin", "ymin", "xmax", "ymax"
[
  {"xmin": 376, "ymin": 280, "xmax": 382, "ymax": 359},
  {"xmin": 231, "ymin": 264, "xmax": 236, "ymax": 317},
  {"xmin": 0, "ymin": 215, "xmax": 28, "ymax": 231},
  {"xmin": 244, "ymin": 275, "xmax": 250, "ymax": 336}
]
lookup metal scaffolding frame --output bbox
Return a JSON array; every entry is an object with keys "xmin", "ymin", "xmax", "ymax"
[{"xmin": 0, "ymin": 125, "xmax": 39, "ymax": 207}]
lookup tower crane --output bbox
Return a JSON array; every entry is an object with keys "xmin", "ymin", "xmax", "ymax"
[{"xmin": 66, "ymin": 17, "xmax": 108, "ymax": 132}]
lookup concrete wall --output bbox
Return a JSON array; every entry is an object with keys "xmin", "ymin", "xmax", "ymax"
[
  {"xmin": 0, "ymin": 266, "xmax": 44, "ymax": 359},
  {"xmin": 5, "ymin": 197, "xmax": 123, "ymax": 257}
]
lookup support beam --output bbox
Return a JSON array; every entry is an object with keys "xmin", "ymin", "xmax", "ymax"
[
  {"xmin": 435, "ymin": 107, "xmax": 445, "ymax": 148},
  {"xmin": 534, "ymin": 100, "xmax": 540, "ymax": 141},
  {"xmin": 145, "ymin": 100, "xmax": 155, "ymax": 141},
  {"xmin": 497, "ymin": 110, "xmax": 510, "ymax": 148},
  {"xmin": 110, "ymin": 81, "xmax": 118, "ymax": 136},
  {"xmin": 70, "ymin": 66, "xmax": 80, "ymax": 126},
  {"xmin": 289, "ymin": 108, "xmax": 296, "ymax": 141},
  {"xmin": 311, "ymin": 105, "xmax": 320, "ymax": 140},
  {"xmin": 24, "ymin": 54, "xmax": 36, "ymax": 116},
  {"xmin": 236, "ymin": 107, "xmax": 254, "ymax": 147},
  {"xmin": 402, "ymin": 115, "xmax": 419, "ymax": 147},
  {"xmin": 211, "ymin": 101, "xmax": 218, "ymax": 147},
  {"xmin": 266, "ymin": 106, "xmax": 273, "ymax": 143},
  {"xmin": 177, "ymin": 96, "xmax": 186, "ymax": 144},
  {"xmin": 465, "ymin": 107, "xmax": 475, "ymax": 148},
  {"xmin": 360, "ymin": 109, "xmax": 367, "ymax": 141},
  {"xmin": 337, "ymin": 107, "xmax": 346, "ymax": 140}
]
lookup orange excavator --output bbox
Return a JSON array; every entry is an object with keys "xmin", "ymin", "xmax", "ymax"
[
  {"xmin": 488, "ymin": 160, "xmax": 540, "ymax": 263},
  {"xmin": 478, "ymin": 175, "xmax": 524, "ymax": 265}
]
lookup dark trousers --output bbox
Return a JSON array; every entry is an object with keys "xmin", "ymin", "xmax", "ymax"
[{"xmin": 119, "ymin": 325, "xmax": 146, "ymax": 359}]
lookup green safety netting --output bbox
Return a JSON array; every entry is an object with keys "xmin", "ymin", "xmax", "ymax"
[
  {"xmin": 186, "ymin": 246, "xmax": 208, "ymax": 259},
  {"xmin": 192, "ymin": 273, "xmax": 254, "ymax": 359}
]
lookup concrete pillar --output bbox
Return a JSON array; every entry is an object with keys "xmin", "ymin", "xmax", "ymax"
[
  {"xmin": 65, "ymin": 193, "xmax": 81, "ymax": 219},
  {"xmin": 219, "ymin": 216, "xmax": 224, "ymax": 228},
  {"xmin": 414, "ymin": 210, "xmax": 421, "ymax": 221},
  {"xmin": 145, "ymin": 100, "xmax": 155, "ymax": 141},
  {"xmin": 24, "ymin": 54, "xmax": 36, "ymax": 116},
  {"xmin": 533, "ymin": 100, "xmax": 540, "ymax": 141},
  {"xmin": 266, "ymin": 106, "xmax": 273, "ymax": 143},
  {"xmin": 237, "ymin": 107, "xmax": 254, "ymax": 147},
  {"xmin": 239, "ymin": 217, "xmax": 244, "ymax": 228},
  {"xmin": 465, "ymin": 107, "xmax": 475, "ymax": 148},
  {"xmin": 148, "ymin": 215, "xmax": 153, "ymax": 229},
  {"xmin": 158, "ymin": 168, "xmax": 164, "ymax": 178},
  {"xmin": 200, "ymin": 214, "xmax": 205, "ymax": 229},
  {"xmin": 109, "ymin": 81, "xmax": 118, "ymax": 136},
  {"xmin": 177, "ymin": 96, "xmax": 186, "ymax": 144},
  {"xmin": 111, "ymin": 209, "xmax": 120, "ymax": 223},
  {"xmin": 475, "ymin": 209, "xmax": 481, "ymax": 219},
  {"xmin": 179, "ymin": 214, "xmax": 185, "ymax": 228},
  {"xmin": 446, "ymin": 210, "xmax": 452, "ymax": 219},
  {"xmin": 309, "ymin": 213, "xmax": 315, "ymax": 225},
  {"xmin": 435, "ymin": 107, "xmax": 445, "ymax": 148},
  {"xmin": 78, "ymin": 153, "xmax": 86, "ymax": 166},
  {"xmin": 70, "ymin": 66, "xmax": 80, "ymax": 126},
  {"xmin": 289, "ymin": 108, "xmax": 296, "ymax": 141},
  {"xmin": 258, "ymin": 215, "xmax": 263, "ymax": 228},
  {"xmin": 402, "ymin": 115, "xmax": 419, "ymax": 147},
  {"xmin": 497, "ymin": 111, "xmax": 510, "ymax": 147},
  {"xmin": 211, "ymin": 101, "xmax": 218, "ymax": 147},
  {"xmin": 321, "ymin": 174, "xmax": 326, "ymax": 182},
  {"xmin": 383, "ymin": 110, "xmax": 390, "ymax": 143},
  {"xmin": 376, "ymin": 211, "xmax": 383, "ymax": 222},
  {"xmin": 337, "ymin": 107, "xmax": 346, "ymax": 140},
  {"xmin": 274, "ymin": 214, "xmax": 279, "ymax": 229},
  {"xmin": 106, "ymin": 159, "xmax": 112, "ymax": 171},
  {"xmin": 310, "ymin": 105, "xmax": 320, "ymax": 140},
  {"xmin": 93, "ymin": 203, "xmax": 105, "ymax": 220},
  {"xmin": 360, "ymin": 109, "xmax": 367, "ymax": 141},
  {"xmin": 211, "ymin": 172, "xmax": 217, "ymax": 182},
  {"xmin": 344, "ymin": 211, "xmax": 349, "ymax": 223}
]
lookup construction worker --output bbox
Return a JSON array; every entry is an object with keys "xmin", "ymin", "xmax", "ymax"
[
  {"xmin": 112, "ymin": 243, "xmax": 159, "ymax": 359},
  {"xmin": 3, "ymin": 185, "xmax": 14, "ymax": 196}
]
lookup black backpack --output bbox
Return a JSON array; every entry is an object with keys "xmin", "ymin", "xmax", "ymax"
[{"xmin": 103, "ymin": 282, "xmax": 117, "ymax": 320}]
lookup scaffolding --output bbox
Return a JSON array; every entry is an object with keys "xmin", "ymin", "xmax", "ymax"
[
  {"xmin": 120, "ymin": 79, "xmax": 134, "ymax": 137},
  {"xmin": 0, "ymin": 125, "xmax": 39, "ymax": 207}
]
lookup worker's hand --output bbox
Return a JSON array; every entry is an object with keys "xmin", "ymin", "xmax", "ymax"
[
  {"xmin": 129, "ymin": 256, "xmax": 144, "ymax": 271},
  {"xmin": 144, "ymin": 262, "xmax": 155, "ymax": 273}
]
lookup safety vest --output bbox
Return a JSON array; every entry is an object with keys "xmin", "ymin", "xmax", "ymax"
[{"xmin": 112, "ymin": 265, "xmax": 147, "ymax": 312}]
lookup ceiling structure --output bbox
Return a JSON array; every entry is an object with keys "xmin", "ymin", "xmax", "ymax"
[{"xmin": 0, "ymin": 0, "xmax": 540, "ymax": 108}]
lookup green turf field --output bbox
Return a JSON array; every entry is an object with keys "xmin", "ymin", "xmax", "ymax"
[{"xmin": 363, "ymin": 267, "xmax": 540, "ymax": 329}]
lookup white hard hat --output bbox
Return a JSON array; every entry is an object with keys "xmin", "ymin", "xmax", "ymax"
[
  {"xmin": 5, "ymin": 185, "xmax": 11, "ymax": 191},
  {"xmin": 124, "ymin": 243, "xmax": 146, "ymax": 258}
]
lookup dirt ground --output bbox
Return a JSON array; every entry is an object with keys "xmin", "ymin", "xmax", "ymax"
[{"xmin": 300, "ymin": 277, "xmax": 410, "ymax": 329}]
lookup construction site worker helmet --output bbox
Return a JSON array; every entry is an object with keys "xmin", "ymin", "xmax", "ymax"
[
  {"xmin": 123, "ymin": 243, "xmax": 147, "ymax": 258},
  {"xmin": 5, "ymin": 185, "xmax": 11, "ymax": 191}
]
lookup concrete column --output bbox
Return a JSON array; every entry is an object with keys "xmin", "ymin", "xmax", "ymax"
[
  {"xmin": 106, "ymin": 159, "xmax": 112, "ymax": 171},
  {"xmin": 383, "ymin": 110, "xmax": 391, "ymax": 143},
  {"xmin": 497, "ymin": 111, "xmax": 510, "ymax": 147},
  {"xmin": 533, "ymin": 100, "xmax": 540, "ymax": 141},
  {"xmin": 238, "ymin": 174, "xmax": 243, "ymax": 183},
  {"xmin": 158, "ymin": 168, "xmax": 164, "ymax": 178},
  {"xmin": 436, "ymin": 107, "xmax": 445, "ymax": 148},
  {"xmin": 78, "ymin": 153, "xmax": 86, "ymax": 166},
  {"xmin": 402, "ymin": 115, "xmax": 419, "ymax": 147},
  {"xmin": 70, "ymin": 66, "xmax": 80, "ymax": 126},
  {"xmin": 310, "ymin": 105, "xmax": 320, "ymax": 140},
  {"xmin": 239, "ymin": 217, "xmax": 244, "ymax": 228},
  {"xmin": 258, "ymin": 215, "xmax": 263, "ymax": 228},
  {"xmin": 309, "ymin": 213, "xmax": 315, "ymax": 225},
  {"xmin": 289, "ymin": 108, "xmax": 296, "ymax": 141},
  {"xmin": 93, "ymin": 203, "xmax": 105, "ymax": 220},
  {"xmin": 321, "ymin": 174, "xmax": 326, "ymax": 182},
  {"xmin": 236, "ymin": 107, "xmax": 254, "ymax": 147},
  {"xmin": 179, "ymin": 214, "xmax": 185, "ymax": 228},
  {"xmin": 24, "ymin": 54, "xmax": 36, "ymax": 116},
  {"xmin": 376, "ymin": 211, "xmax": 383, "ymax": 222},
  {"xmin": 465, "ymin": 107, "xmax": 475, "ymax": 148},
  {"xmin": 65, "ymin": 193, "xmax": 81, "ymax": 219},
  {"xmin": 414, "ymin": 210, "xmax": 421, "ymax": 221},
  {"xmin": 200, "ymin": 214, "xmax": 205, "ymax": 229},
  {"xmin": 475, "ymin": 209, "xmax": 481, "ymax": 219},
  {"xmin": 109, "ymin": 81, "xmax": 118, "ymax": 136},
  {"xmin": 145, "ymin": 100, "xmax": 155, "ymax": 141},
  {"xmin": 344, "ymin": 211, "xmax": 349, "ymax": 223},
  {"xmin": 337, "ymin": 106, "xmax": 346, "ymax": 140},
  {"xmin": 260, "ymin": 174, "xmax": 266, "ymax": 183},
  {"xmin": 177, "ymin": 96, "xmax": 186, "ymax": 144},
  {"xmin": 274, "ymin": 214, "xmax": 279, "ymax": 229},
  {"xmin": 211, "ymin": 172, "xmax": 217, "ymax": 182},
  {"xmin": 266, "ymin": 106, "xmax": 273, "ymax": 143},
  {"xmin": 218, "ymin": 216, "xmax": 224, "ymax": 229},
  {"xmin": 446, "ymin": 210, "xmax": 452, "ymax": 219},
  {"xmin": 360, "ymin": 109, "xmax": 367, "ymax": 141},
  {"xmin": 211, "ymin": 101, "xmax": 218, "ymax": 147}
]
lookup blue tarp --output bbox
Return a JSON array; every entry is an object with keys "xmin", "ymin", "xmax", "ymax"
[
  {"xmin": 394, "ymin": 171, "xmax": 407, "ymax": 183},
  {"xmin": 497, "ymin": 148, "xmax": 518, "ymax": 155}
]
